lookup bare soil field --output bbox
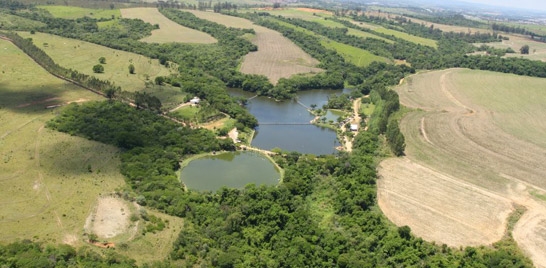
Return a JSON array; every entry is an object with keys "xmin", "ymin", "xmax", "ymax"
[
  {"xmin": 85, "ymin": 197, "xmax": 130, "ymax": 239},
  {"xmin": 120, "ymin": 8, "xmax": 216, "ymax": 44},
  {"xmin": 378, "ymin": 69, "xmax": 546, "ymax": 267},
  {"xmin": 188, "ymin": 10, "xmax": 323, "ymax": 84}
]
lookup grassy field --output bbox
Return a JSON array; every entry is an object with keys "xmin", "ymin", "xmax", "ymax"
[
  {"xmin": 38, "ymin": 5, "xmax": 121, "ymax": 19},
  {"xmin": 476, "ymin": 34, "xmax": 546, "ymax": 62},
  {"xmin": 321, "ymin": 39, "xmax": 390, "ymax": 66},
  {"xmin": 120, "ymin": 8, "xmax": 216, "ymax": 44},
  {"xmin": 0, "ymin": 38, "xmax": 186, "ymax": 264},
  {"xmin": 186, "ymin": 10, "xmax": 322, "ymax": 84},
  {"xmin": 0, "ymin": 38, "xmax": 123, "ymax": 245},
  {"xmin": 379, "ymin": 68, "xmax": 546, "ymax": 267},
  {"xmin": 341, "ymin": 17, "xmax": 437, "ymax": 48},
  {"xmin": 18, "ymin": 31, "xmax": 174, "ymax": 93}
]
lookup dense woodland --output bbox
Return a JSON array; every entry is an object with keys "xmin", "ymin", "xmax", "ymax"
[{"xmin": 0, "ymin": 0, "xmax": 542, "ymax": 266}]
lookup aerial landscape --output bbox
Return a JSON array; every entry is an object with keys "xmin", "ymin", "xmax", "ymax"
[{"xmin": 1, "ymin": 0, "xmax": 546, "ymax": 266}]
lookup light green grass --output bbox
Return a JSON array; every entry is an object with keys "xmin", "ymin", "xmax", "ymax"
[
  {"xmin": 173, "ymin": 105, "xmax": 200, "ymax": 120},
  {"xmin": 38, "ymin": 5, "xmax": 121, "ymax": 19},
  {"xmin": 321, "ymin": 39, "xmax": 390, "ymax": 66},
  {"xmin": 453, "ymin": 69, "xmax": 546, "ymax": 148},
  {"xmin": 18, "ymin": 31, "xmax": 174, "ymax": 93},
  {"xmin": 0, "ymin": 38, "xmax": 185, "ymax": 264},
  {"xmin": 360, "ymin": 102, "xmax": 375, "ymax": 116},
  {"xmin": 0, "ymin": 38, "xmax": 125, "ymax": 245},
  {"xmin": 373, "ymin": 26, "xmax": 437, "ymax": 48}
]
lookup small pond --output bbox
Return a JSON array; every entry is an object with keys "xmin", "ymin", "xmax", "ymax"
[
  {"xmin": 228, "ymin": 88, "xmax": 352, "ymax": 155},
  {"xmin": 180, "ymin": 151, "xmax": 280, "ymax": 191}
]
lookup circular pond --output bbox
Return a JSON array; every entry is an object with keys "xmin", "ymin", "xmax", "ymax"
[{"xmin": 180, "ymin": 151, "xmax": 280, "ymax": 191}]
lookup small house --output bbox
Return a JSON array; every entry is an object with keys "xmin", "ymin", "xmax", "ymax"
[
  {"xmin": 190, "ymin": 97, "xmax": 200, "ymax": 105},
  {"xmin": 350, "ymin": 124, "xmax": 358, "ymax": 131}
]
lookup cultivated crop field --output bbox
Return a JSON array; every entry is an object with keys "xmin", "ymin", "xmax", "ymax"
[
  {"xmin": 321, "ymin": 39, "xmax": 390, "ymax": 66},
  {"xmin": 18, "ymin": 31, "xmax": 174, "ymax": 93},
  {"xmin": 120, "ymin": 7, "xmax": 216, "ymax": 44},
  {"xmin": 0, "ymin": 38, "xmax": 185, "ymax": 264},
  {"xmin": 378, "ymin": 69, "xmax": 546, "ymax": 267},
  {"xmin": 187, "ymin": 10, "xmax": 323, "ymax": 84}
]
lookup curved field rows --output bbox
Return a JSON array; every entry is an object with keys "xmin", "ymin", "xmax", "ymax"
[
  {"xmin": 120, "ymin": 8, "xmax": 216, "ymax": 44},
  {"xmin": 186, "ymin": 10, "xmax": 323, "ymax": 84},
  {"xmin": 378, "ymin": 69, "xmax": 546, "ymax": 267}
]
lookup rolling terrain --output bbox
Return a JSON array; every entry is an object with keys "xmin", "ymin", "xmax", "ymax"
[
  {"xmin": 186, "ymin": 9, "xmax": 323, "ymax": 84},
  {"xmin": 378, "ymin": 68, "xmax": 546, "ymax": 267}
]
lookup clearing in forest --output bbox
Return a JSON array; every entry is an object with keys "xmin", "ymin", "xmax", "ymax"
[
  {"xmin": 378, "ymin": 68, "xmax": 546, "ymax": 268},
  {"xmin": 18, "ymin": 31, "xmax": 174, "ymax": 93},
  {"xmin": 120, "ymin": 8, "xmax": 216, "ymax": 44},
  {"xmin": 476, "ymin": 34, "xmax": 546, "ymax": 62},
  {"xmin": 321, "ymin": 39, "xmax": 390, "ymax": 66},
  {"xmin": 187, "ymin": 10, "xmax": 322, "ymax": 84}
]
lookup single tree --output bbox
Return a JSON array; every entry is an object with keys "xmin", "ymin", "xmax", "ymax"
[
  {"xmin": 98, "ymin": 57, "xmax": 106, "ymax": 64},
  {"xmin": 520, "ymin": 45, "xmax": 530, "ymax": 54},
  {"xmin": 128, "ymin": 64, "xmax": 135, "ymax": 74},
  {"xmin": 92, "ymin": 64, "xmax": 104, "ymax": 73}
]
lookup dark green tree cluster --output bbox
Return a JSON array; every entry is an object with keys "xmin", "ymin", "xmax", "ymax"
[
  {"xmin": 47, "ymin": 101, "xmax": 234, "ymax": 212},
  {"xmin": 0, "ymin": 240, "xmax": 136, "ymax": 267}
]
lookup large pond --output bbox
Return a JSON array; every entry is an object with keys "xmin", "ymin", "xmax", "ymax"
[
  {"xmin": 180, "ymin": 151, "xmax": 280, "ymax": 191},
  {"xmin": 229, "ymin": 89, "xmax": 350, "ymax": 155}
]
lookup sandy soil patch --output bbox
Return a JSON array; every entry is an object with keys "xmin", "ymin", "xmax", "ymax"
[
  {"xmin": 296, "ymin": 8, "xmax": 333, "ymax": 14},
  {"xmin": 120, "ymin": 8, "xmax": 216, "ymax": 44},
  {"xmin": 380, "ymin": 68, "xmax": 546, "ymax": 267},
  {"xmin": 378, "ymin": 158, "xmax": 512, "ymax": 247},
  {"xmin": 85, "ymin": 197, "xmax": 130, "ymax": 239}
]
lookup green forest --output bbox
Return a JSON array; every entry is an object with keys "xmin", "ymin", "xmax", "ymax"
[{"xmin": 0, "ymin": 0, "xmax": 543, "ymax": 266}]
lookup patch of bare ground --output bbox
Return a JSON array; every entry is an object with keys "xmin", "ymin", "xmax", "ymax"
[
  {"xmin": 85, "ymin": 197, "xmax": 130, "ymax": 239},
  {"xmin": 378, "ymin": 158, "xmax": 512, "ymax": 246},
  {"xmin": 120, "ymin": 8, "xmax": 216, "ymax": 44},
  {"xmin": 187, "ymin": 10, "xmax": 323, "ymax": 84},
  {"xmin": 378, "ymin": 68, "xmax": 546, "ymax": 267}
]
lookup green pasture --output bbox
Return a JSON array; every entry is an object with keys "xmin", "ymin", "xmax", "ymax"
[
  {"xmin": 0, "ymin": 38, "xmax": 186, "ymax": 264},
  {"xmin": 373, "ymin": 26, "xmax": 437, "ymax": 48},
  {"xmin": 453, "ymin": 69, "xmax": 546, "ymax": 148},
  {"xmin": 0, "ymin": 38, "xmax": 124, "ymax": 244},
  {"xmin": 321, "ymin": 39, "xmax": 390, "ymax": 66},
  {"xmin": 37, "ymin": 5, "xmax": 121, "ymax": 19},
  {"xmin": 171, "ymin": 105, "xmax": 201, "ymax": 120},
  {"xmin": 18, "ymin": 31, "xmax": 174, "ymax": 93}
]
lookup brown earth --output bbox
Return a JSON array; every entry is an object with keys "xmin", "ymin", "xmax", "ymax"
[
  {"xmin": 186, "ymin": 10, "xmax": 323, "ymax": 84},
  {"xmin": 85, "ymin": 197, "xmax": 130, "ymax": 239},
  {"xmin": 378, "ymin": 69, "xmax": 546, "ymax": 267}
]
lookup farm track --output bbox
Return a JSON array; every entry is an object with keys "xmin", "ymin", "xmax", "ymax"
[{"xmin": 379, "ymin": 69, "xmax": 546, "ymax": 267}]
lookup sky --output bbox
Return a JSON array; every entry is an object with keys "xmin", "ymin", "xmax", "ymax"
[{"xmin": 461, "ymin": 0, "xmax": 546, "ymax": 11}]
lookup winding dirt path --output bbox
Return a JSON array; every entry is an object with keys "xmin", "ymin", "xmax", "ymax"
[{"xmin": 379, "ymin": 69, "xmax": 546, "ymax": 267}]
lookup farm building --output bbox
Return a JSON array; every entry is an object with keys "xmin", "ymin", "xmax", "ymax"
[
  {"xmin": 190, "ymin": 97, "xmax": 200, "ymax": 104},
  {"xmin": 350, "ymin": 124, "xmax": 358, "ymax": 131}
]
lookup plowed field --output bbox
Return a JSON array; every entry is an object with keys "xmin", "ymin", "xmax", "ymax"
[
  {"xmin": 120, "ymin": 8, "xmax": 216, "ymax": 44},
  {"xmin": 187, "ymin": 10, "xmax": 322, "ymax": 84},
  {"xmin": 378, "ymin": 69, "xmax": 546, "ymax": 267}
]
